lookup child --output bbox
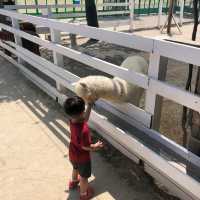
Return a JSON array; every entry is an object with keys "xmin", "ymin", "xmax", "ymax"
[{"xmin": 63, "ymin": 96, "xmax": 103, "ymax": 200}]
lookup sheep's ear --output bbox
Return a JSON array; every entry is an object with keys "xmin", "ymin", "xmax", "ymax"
[
  {"xmin": 80, "ymin": 83, "xmax": 92, "ymax": 95},
  {"xmin": 80, "ymin": 82, "xmax": 88, "ymax": 89}
]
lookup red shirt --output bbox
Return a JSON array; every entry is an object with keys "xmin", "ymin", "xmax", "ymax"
[{"xmin": 69, "ymin": 120, "xmax": 91, "ymax": 163}]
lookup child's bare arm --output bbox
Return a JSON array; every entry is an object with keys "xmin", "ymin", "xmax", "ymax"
[
  {"xmin": 82, "ymin": 141, "xmax": 103, "ymax": 151},
  {"xmin": 83, "ymin": 102, "xmax": 94, "ymax": 122}
]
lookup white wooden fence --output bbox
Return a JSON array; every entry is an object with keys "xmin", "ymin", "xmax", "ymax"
[{"xmin": 0, "ymin": 8, "xmax": 200, "ymax": 200}]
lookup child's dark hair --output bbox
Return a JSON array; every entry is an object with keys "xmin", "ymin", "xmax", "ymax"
[{"xmin": 63, "ymin": 96, "xmax": 85, "ymax": 116}]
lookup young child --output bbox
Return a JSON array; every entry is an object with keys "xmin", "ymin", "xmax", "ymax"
[{"xmin": 63, "ymin": 96, "xmax": 103, "ymax": 200}]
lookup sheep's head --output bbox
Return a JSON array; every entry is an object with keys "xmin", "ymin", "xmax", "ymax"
[{"xmin": 73, "ymin": 81, "xmax": 98, "ymax": 103}]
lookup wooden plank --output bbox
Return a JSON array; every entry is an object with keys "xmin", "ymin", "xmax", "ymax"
[
  {"xmin": 114, "ymin": 102, "xmax": 151, "ymax": 127},
  {"xmin": 89, "ymin": 118, "xmax": 141, "ymax": 164},
  {"xmin": 145, "ymin": 53, "xmax": 161, "ymax": 115},
  {"xmin": 0, "ymin": 23, "xmax": 149, "ymax": 89},
  {"xmin": 145, "ymin": 53, "xmax": 168, "ymax": 130},
  {"xmin": 149, "ymin": 79, "xmax": 200, "ymax": 113},
  {"xmin": 0, "ymin": 51, "xmax": 61, "ymax": 100},
  {"xmin": 151, "ymin": 56, "xmax": 168, "ymax": 130},
  {"xmin": 0, "ymin": 41, "xmax": 73, "ymax": 90},
  {"xmin": 129, "ymin": 0, "xmax": 134, "ymax": 32},
  {"xmin": 97, "ymin": 100, "xmax": 152, "ymax": 128},
  {"xmin": 164, "ymin": 38, "xmax": 200, "ymax": 48},
  {"xmin": 36, "ymin": 26, "xmax": 49, "ymax": 34},
  {"xmin": 11, "ymin": 18, "xmax": 23, "ymax": 64},
  {"xmin": 144, "ymin": 164, "xmax": 195, "ymax": 200},
  {"xmin": 0, "ymin": 41, "xmax": 78, "ymax": 89},
  {"xmin": 50, "ymin": 28, "xmax": 64, "ymax": 67},
  {"xmin": 40, "ymin": 6, "xmax": 52, "ymax": 18},
  {"xmin": 139, "ymin": 125, "xmax": 200, "ymax": 168},
  {"xmin": 0, "ymin": 9, "xmax": 154, "ymax": 52},
  {"xmin": 154, "ymin": 39, "xmax": 200, "ymax": 66}
]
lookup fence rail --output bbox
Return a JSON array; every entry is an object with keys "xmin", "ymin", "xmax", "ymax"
[
  {"xmin": 4, "ymin": 1, "xmax": 189, "ymax": 29},
  {"xmin": 14, "ymin": 0, "xmax": 193, "ymax": 16},
  {"xmin": 0, "ymin": 8, "xmax": 199, "ymax": 200}
]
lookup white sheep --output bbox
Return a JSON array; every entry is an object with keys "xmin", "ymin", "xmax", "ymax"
[{"xmin": 74, "ymin": 55, "xmax": 148, "ymax": 106}]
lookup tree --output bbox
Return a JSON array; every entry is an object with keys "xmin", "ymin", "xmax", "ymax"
[
  {"xmin": 79, "ymin": 0, "xmax": 99, "ymax": 45},
  {"xmin": 85, "ymin": 0, "xmax": 99, "ymax": 28},
  {"xmin": 71, "ymin": 0, "xmax": 99, "ymax": 47},
  {"xmin": 167, "ymin": 0, "xmax": 174, "ymax": 35}
]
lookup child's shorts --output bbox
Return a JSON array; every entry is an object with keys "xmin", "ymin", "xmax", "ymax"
[{"xmin": 71, "ymin": 161, "xmax": 91, "ymax": 178}]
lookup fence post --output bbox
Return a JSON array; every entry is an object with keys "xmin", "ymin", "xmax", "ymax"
[
  {"xmin": 35, "ymin": 0, "xmax": 39, "ymax": 15},
  {"xmin": 41, "ymin": 5, "xmax": 52, "ymax": 18},
  {"xmin": 179, "ymin": 0, "xmax": 184, "ymax": 26},
  {"xmin": 129, "ymin": 0, "xmax": 134, "ymax": 32},
  {"xmin": 145, "ymin": 52, "xmax": 168, "ymax": 131},
  {"xmin": 11, "ymin": 17, "xmax": 23, "ymax": 64},
  {"xmin": 50, "ymin": 28, "xmax": 64, "ymax": 67},
  {"xmin": 125, "ymin": 0, "xmax": 128, "ymax": 10},
  {"xmin": 157, "ymin": 0, "xmax": 163, "ymax": 28},
  {"xmin": 50, "ymin": 28, "xmax": 65, "ymax": 92}
]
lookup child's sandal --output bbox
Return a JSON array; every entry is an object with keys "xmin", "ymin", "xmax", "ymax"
[
  {"xmin": 68, "ymin": 179, "xmax": 80, "ymax": 190},
  {"xmin": 80, "ymin": 186, "xmax": 94, "ymax": 200}
]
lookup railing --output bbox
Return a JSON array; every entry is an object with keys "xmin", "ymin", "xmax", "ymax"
[
  {"xmin": 4, "ymin": 1, "xmax": 186, "ymax": 31},
  {"xmin": 15, "ymin": 0, "xmax": 192, "ymax": 16},
  {"xmin": 0, "ymin": 8, "xmax": 199, "ymax": 200},
  {"xmin": 6, "ymin": 2, "xmax": 130, "ymax": 17}
]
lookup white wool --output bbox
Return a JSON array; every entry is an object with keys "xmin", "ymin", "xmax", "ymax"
[
  {"xmin": 120, "ymin": 55, "xmax": 148, "ymax": 74},
  {"xmin": 113, "ymin": 55, "xmax": 148, "ymax": 105},
  {"xmin": 74, "ymin": 56, "xmax": 148, "ymax": 105},
  {"xmin": 74, "ymin": 76, "xmax": 125, "ymax": 102}
]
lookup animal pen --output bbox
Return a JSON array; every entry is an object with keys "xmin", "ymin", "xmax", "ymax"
[{"xmin": 0, "ymin": 7, "xmax": 200, "ymax": 200}]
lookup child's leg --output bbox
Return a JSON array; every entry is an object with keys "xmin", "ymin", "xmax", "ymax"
[
  {"xmin": 69, "ymin": 163, "xmax": 80, "ymax": 190},
  {"xmin": 80, "ymin": 176, "xmax": 89, "ymax": 194},
  {"xmin": 79, "ymin": 161, "xmax": 94, "ymax": 199},
  {"xmin": 79, "ymin": 161, "xmax": 91, "ymax": 194},
  {"xmin": 72, "ymin": 168, "xmax": 79, "ymax": 181}
]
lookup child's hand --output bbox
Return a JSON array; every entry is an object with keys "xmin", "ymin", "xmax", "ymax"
[
  {"xmin": 93, "ymin": 141, "xmax": 104, "ymax": 150},
  {"xmin": 87, "ymin": 97, "xmax": 98, "ymax": 105}
]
